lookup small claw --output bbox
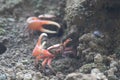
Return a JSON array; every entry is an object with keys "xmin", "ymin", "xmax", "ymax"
[
  {"xmin": 32, "ymin": 33, "xmax": 48, "ymax": 57},
  {"xmin": 37, "ymin": 33, "xmax": 48, "ymax": 46},
  {"xmin": 38, "ymin": 14, "xmax": 56, "ymax": 19},
  {"xmin": 41, "ymin": 41, "xmax": 47, "ymax": 49}
]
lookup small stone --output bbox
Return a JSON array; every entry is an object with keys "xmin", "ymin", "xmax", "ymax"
[
  {"xmin": 108, "ymin": 76, "xmax": 118, "ymax": 80},
  {"xmin": 56, "ymin": 72, "xmax": 65, "ymax": 80},
  {"xmin": 79, "ymin": 63, "xmax": 96, "ymax": 73},
  {"xmin": 7, "ymin": 18, "xmax": 15, "ymax": 22},
  {"xmin": 16, "ymin": 72, "xmax": 24, "ymax": 80},
  {"xmin": 0, "ymin": 73, "xmax": 7, "ymax": 80},
  {"xmin": 16, "ymin": 63, "xmax": 25, "ymax": 70},
  {"xmin": 79, "ymin": 33, "xmax": 94, "ymax": 42},
  {"xmin": 21, "ymin": 59, "xmax": 29, "ymax": 65},
  {"xmin": 107, "ymin": 67, "xmax": 117, "ymax": 77},
  {"xmin": 65, "ymin": 73, "xmax": 83, "ymax": 80},
  {"xmin": 91, "ymin": 68, "xmax": 108, "ymax": 80},
  {"xmin": 91, "ymin": 68, "xmax": 100, "ymax": 75},
  {"xmin": 32, "ymin": 72, "xmax": 42, "ymax": 80},
  {"xmin": 6, "ymin": 68, "xmax": 16, "ymax": 80},
  {"xmin": 88, "ymin": 41, "xmax": 98, "ymax": 49},
  {"xmin": 23, "ymin": 73, "xmax": 32, "ymax": 80},
  {"xmin": 110, "ymin": 61, "xmax": 118, "ymax": 68},
  {"xmin": 94, "ymin": 54, "xmax": 103, "ymax": 63}
]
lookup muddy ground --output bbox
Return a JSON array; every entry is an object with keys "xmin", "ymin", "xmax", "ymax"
[{"xmin": 0, "ymin": 0, "xmax": 120, "ymax": 80}]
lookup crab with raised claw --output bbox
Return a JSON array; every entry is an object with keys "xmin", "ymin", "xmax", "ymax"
[
  {"xmin": 32, "ymin": 33, "xmax": 73, "ymax": 75},
  {"xmin": 25, "ymin": 14, "xmax": 60, "ymax": 34}
]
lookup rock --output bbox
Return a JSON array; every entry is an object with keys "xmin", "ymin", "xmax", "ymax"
[
  {"xmin": 53, "ymin": 58, "xmax": 78, "ymax": 73},
  {"xmin": 65, "ymin": 72, "xmax": 101, "ymax": 80},
  {"xmin": 78, "ymin": 63, "xmax": 96, "ymax": 73},
  {"xmin": 110, "ymin": 60, "xmax": 118, "ymax": 68},
  {"xmin": 16, "ymin": 63, "xmax": 25, "ymax": 70},
  {"xmin": 0, "ymin": 28, "xmax": 6, "ymax": 35},
  {"xmin": 94, "ymin": 54, "xmax": 107, "ymax": 71},
  {"xmin": 21, "ymin": 59, "xmax": 29, "ymax": 65},
  {"xmin": 56, "ymin": 72, "xmax": 65, "ymax": 80},
  {"xmin": 23, "ymin": 73, "xmax": 32, "ymax": 80},
  {"xmin": 16, "ymin": 72, "xmax": 24, "ymax": 80},
  {"xmin": 0, "ymin": 0, "xmax": 24, "ymax": 14},
  {"xmin": 49, "ymin": 76, "xmax": 59, "ymax": 80},
  {"xmin": 94, "ymin": 54, "xmax": 103, "ymax": 63},
  {"xmin": 108, "ymin": 76, "xmax": 118, "ymax": 80},
  {"xmin": 79, "ymin": 33, "xmax": 95, "ymax": 43},
  {"xmin": 85, "ymin": 52, "xmax": 95, "ymax": 62},
  {"xmin": 0, "ymin": 73, "xmax": 7, "ymax": 80},
  {"xmin": 7, "ymin": 18, "xmax": 15, "ymax": 22},
  {"xmin": 65, "ymin": 73, "xmax": 83, "ymax": 80},
  {"xmin": 32, "ymin": 72, "xmax": 42, "ymax": 80},
  {"xmin": 93, "ymin": 31, "xmax": 104, "ymax": 38},
  {"xmin": 91, "ymin": 68, "xmax": 108, "ymax": 80},
  {"xmin": 88, "ymin": 41, "xmax": 99, "ymax": 50},
  {"xmin": 5, "ymin": 68, "xmax": 16, "ymax": 80},
  {"xmin": 107, "ymin": 67, "xmax": 118, "ymax": 80}
]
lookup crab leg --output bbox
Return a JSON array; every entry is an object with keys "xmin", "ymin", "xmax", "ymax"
[
  {"xmin": 42, "ymin": 58, "xmax": 48, "ymax": 69},
  {"xmin": 47, "ymin": 58, "xmax": 56, "ymax": 74}
]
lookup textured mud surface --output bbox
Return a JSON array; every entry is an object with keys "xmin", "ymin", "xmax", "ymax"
[{"xmin": 0, "ymin": 0, "xmax": 120, "ymax": 80}]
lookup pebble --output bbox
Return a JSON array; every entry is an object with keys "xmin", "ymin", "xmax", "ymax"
[
  {"xmin": 16, "ymin": 63, "xmax": 25, "ymax": 70},
  {"xmin": 91, "ymin": 68, "xmax": 108, "ymax": 80},
  {"xmin": 16, "ymin": 72, "xmax": 24, "ymax": 80},
  {"xmin": 23, "ymin": 73, "xmax": 32, "ymax": 80},
  {"xmin": 7, "ymin": 18, "xmax": 15, "ymax": 22},
  {"xmin": 32, "ymin": 72, "xmax": 42, "ymax": 80},
  {"xmin": 94, "ymin": 54, "xmax": 103, "ymax": 63},
  {"xmin": 0, "ymin": 73, "xmax": 7, "ymax": 80}
]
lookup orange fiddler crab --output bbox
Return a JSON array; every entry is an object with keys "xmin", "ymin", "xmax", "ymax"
[
  {"xmin": 25, "ymin": 14, "xmax": 61, "ymax": 34},
  {"xmin": 32, "ymin": 33, "xmax": 73, "ymax": 74}
]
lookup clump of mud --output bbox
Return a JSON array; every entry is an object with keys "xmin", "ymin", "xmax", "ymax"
[{"xmin": 0, "ymin": 0, "xmax": 120, "ymax": 80}]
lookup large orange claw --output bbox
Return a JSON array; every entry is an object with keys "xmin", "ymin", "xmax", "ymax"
[{"xmin": 26, "ymin": 17, "xmax": 60, "ymax": 34}]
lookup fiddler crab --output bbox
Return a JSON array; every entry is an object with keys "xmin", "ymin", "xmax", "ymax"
[
  {"xmin": 25, "ymin": 14, "xmax": 61, "ymax": 34},
  {"xmin": 32, "ymin": 33, "xmax": 73, "ymax": 75}
]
